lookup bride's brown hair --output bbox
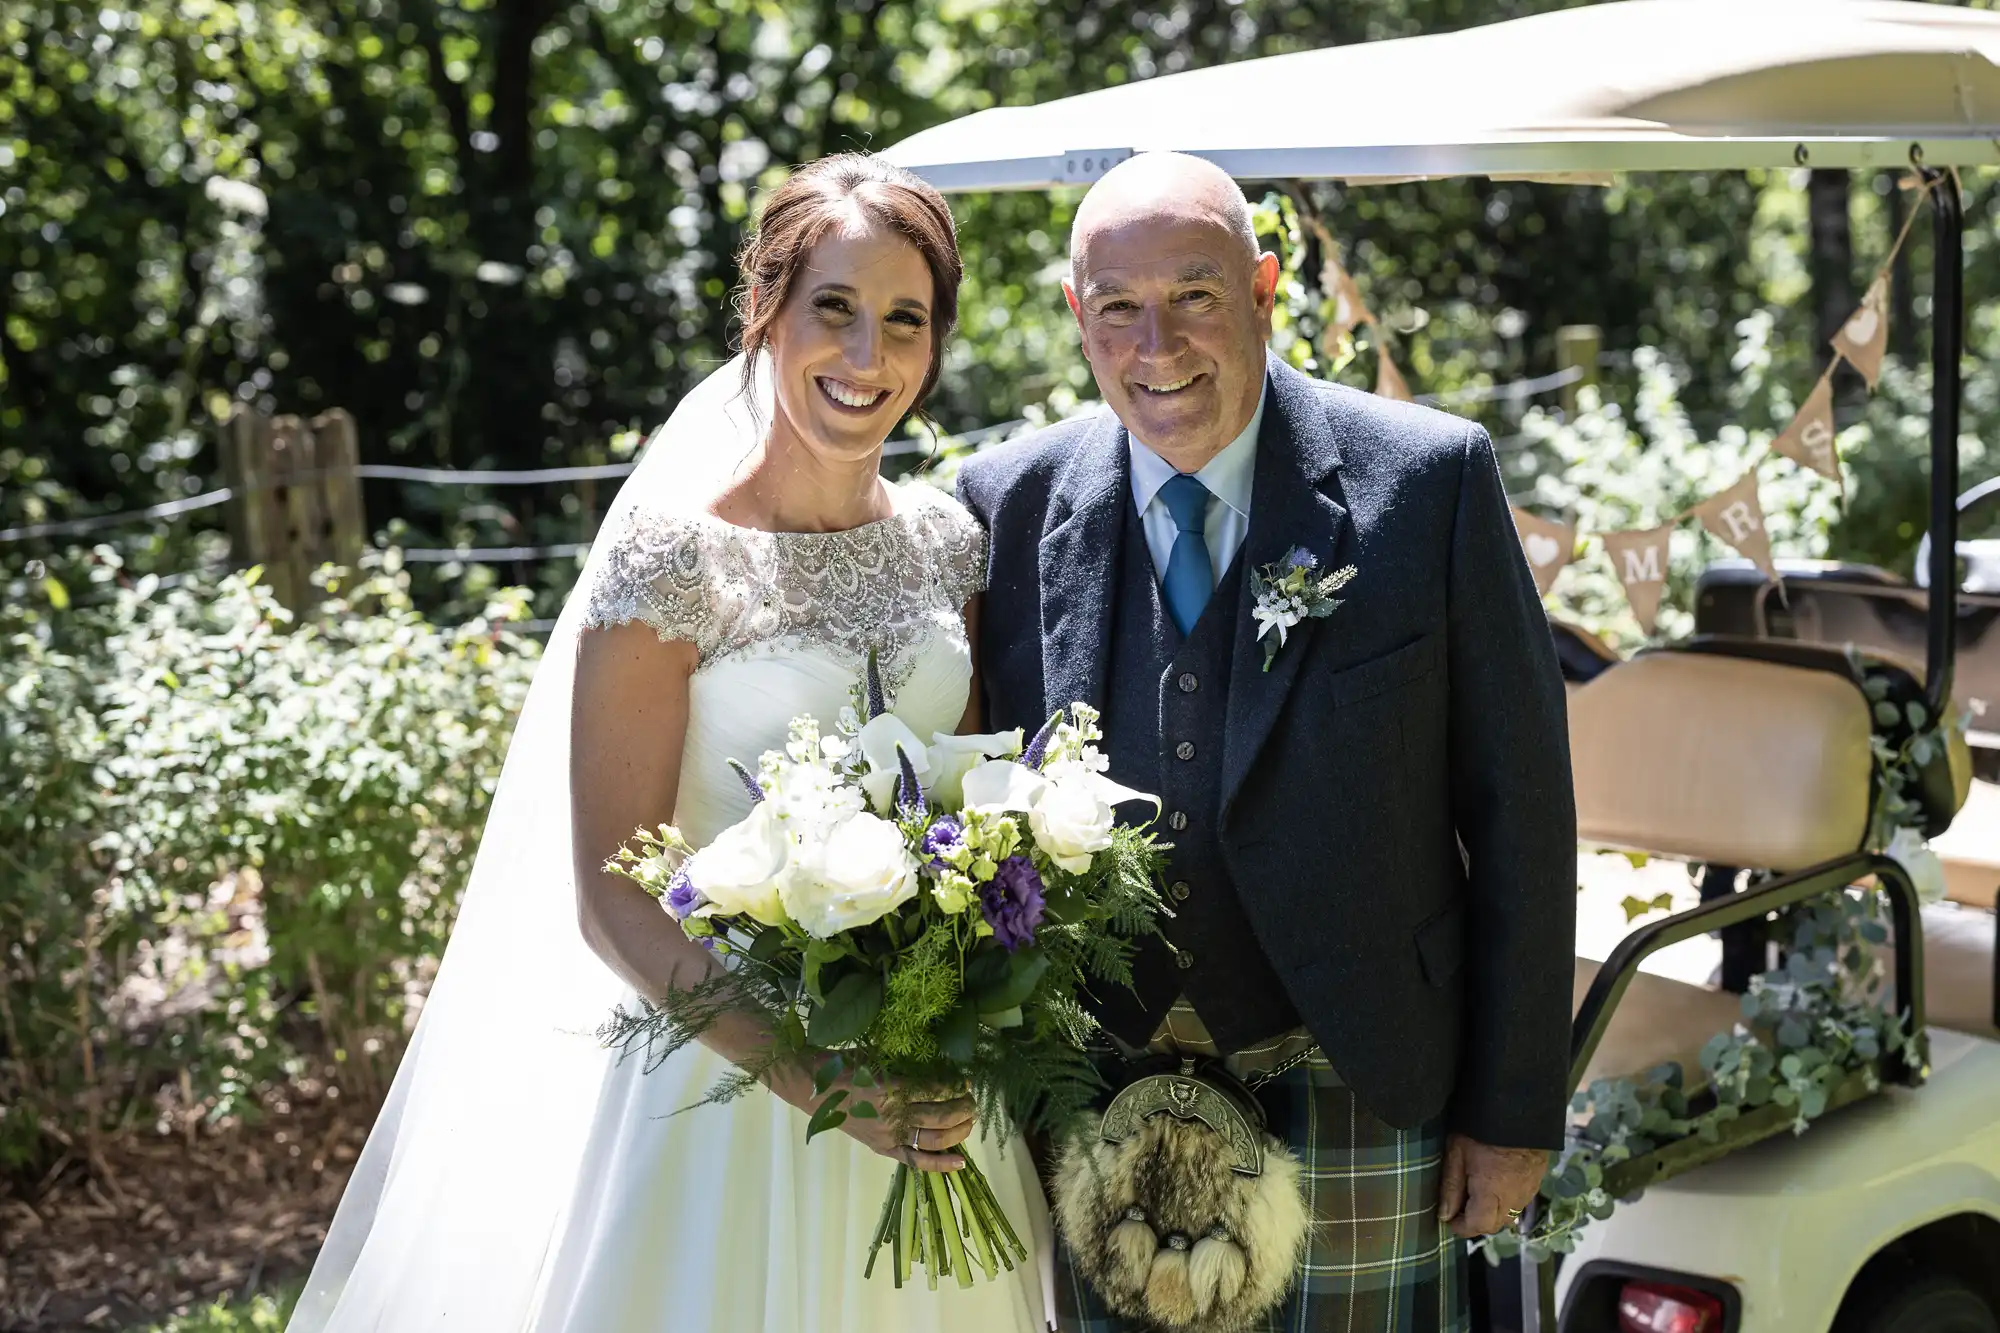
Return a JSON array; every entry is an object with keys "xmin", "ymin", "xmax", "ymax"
[{"xmin": 733, "ymin": 154, "xmax": 962, "ymax": 412}]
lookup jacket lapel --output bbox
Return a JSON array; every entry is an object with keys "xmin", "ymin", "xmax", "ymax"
[
  {"xmin": 1221, "ymin": 358, "xmax": 1351, "ymax": 817},
  {"xmin": 1039, "ymin": 410, "xmax": 1129, "ymax": 724}
]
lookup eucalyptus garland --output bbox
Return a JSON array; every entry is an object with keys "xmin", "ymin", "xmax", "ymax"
[{"xmin": 1479, "ymin": 659, "xmax": 1966, "ymax": 1268}]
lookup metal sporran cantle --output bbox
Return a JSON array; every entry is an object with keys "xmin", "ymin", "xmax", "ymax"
[{"xmin": 1052, "ymin": 1055, "xmax": 1310, "ymax": 1332}]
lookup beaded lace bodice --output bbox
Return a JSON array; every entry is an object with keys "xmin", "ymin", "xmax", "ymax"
[
  {"xmin": 581, "ymin": 484, "xmax": 986, "ymax": 687},
  {"xmin": 578, "ymin": 484, "xmax": 989, "ymax": 846}
]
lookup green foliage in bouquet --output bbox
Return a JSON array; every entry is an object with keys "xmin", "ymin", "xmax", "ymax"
[{"xmin": 596, "ymin": 661, "xmax": 1168, "ymax": 1288}]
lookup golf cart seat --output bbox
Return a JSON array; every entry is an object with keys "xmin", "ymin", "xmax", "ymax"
[
  {"xmin": 1568, "ymin": 958, "xmax": 1743, "ymax": 1094},
  {"xmin": 1563, "ymin": 639, "xmax": 1975, "ymax": 1096},
  {"xmin": 1918, "ymin": 777, "xmax": 2000, "ymax": 1041}
]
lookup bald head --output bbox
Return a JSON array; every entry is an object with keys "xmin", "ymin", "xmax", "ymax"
[
  {"xmin": 1062, "ymin": 152, "xmax": 1277, "ymax": 473},
  {"xmin": 1070, "ymin": 153, "xmax": 1258, "ymax": 287}
]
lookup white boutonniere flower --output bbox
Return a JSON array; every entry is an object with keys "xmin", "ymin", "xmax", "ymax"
[{"xmin": 1249, "ymin": 546, "xmax": 1357, "ymax": 671}]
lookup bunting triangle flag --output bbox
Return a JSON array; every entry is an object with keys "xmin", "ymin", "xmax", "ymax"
[
  {"xmin": 1375, "ymin": 347, "xmax": 1412, "ymax": 402},
  {"xmin": 1325, "ymin": 259, "xmax": 1375, "ymax": 339},
  {"xmin": 1771, "ymin": 375, "xmax": 1841, "ymax": 483},
  {"xmin": 1510, "ymin": 506, "xmax": 1576, "ymax": 596},
  {"xmin": 1831, "ymin": 276, "xmax": 1891, "ymax": 389},
  {"xmin": 1599, "ymin": 526, "xmax": 1674, "ymax": 635},
  {"xmin": 1694, "ymin": 473, "xmax": 1776, "ymax": 579}
]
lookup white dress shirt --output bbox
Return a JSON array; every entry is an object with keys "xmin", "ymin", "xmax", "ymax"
[{"xmin": 1126, "ymin": 383, "xmax": 1268, "ymax": 588}]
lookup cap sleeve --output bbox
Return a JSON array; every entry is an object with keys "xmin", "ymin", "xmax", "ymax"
[
  {"xmin": 578, "ymin": 506, "xmax": 719, "ymax": 650},
  {"xmin": 912, "ymin": 487, "xmax": 989, "ymax": 609}
]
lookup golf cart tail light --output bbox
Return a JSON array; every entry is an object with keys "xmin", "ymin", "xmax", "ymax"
[{"xmin": 1618, "ymin": 1281, "xmax": 1724, "ymax": 1333}]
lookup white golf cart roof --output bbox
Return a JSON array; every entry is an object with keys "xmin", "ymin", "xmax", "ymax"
[{"xmin": 884, "ymin": 0, "xmax": 2000, "ymax": 189}]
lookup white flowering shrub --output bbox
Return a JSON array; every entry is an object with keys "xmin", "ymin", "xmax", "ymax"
[{"xmin": 0, "ymin": 560, "xmax": 538, "ymax": 1169}]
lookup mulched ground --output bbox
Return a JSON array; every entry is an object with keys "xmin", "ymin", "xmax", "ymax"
[{"xmin": 0, "ymin": 1076, "xmax": 368, "ymax": 1332}]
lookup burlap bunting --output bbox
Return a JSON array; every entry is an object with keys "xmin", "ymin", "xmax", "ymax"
[
  {"xmin": 1771, "ymin": 373, "xmax": 1841, "ymax": 482},
  {"xmin": 1599, "ymin": 526, "xmax": 1674, "ymax": 635},
  {"xmin": 1509, "ymin": 506, "xmax": 1576, "ymax": 596},
  {"xmin": 1694, "ymin": 473, "xmax": 1776, "ymax": 580},
  {"xmin": 1832, "ymin": 275, "xmax": 1891, "ymax": 389}
]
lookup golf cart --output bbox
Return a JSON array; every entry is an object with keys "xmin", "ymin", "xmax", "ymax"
[{"xmin": 885, "ymin": 3, "xmax": 2000, "ymax": 1330}]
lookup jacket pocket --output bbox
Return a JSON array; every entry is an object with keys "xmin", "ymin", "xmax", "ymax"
[
  {"xmin": 1324, "ymin": 633, "xmax": 1442, "ymax": 708},
  {"xmin": 1414, "ymin": 901, "xmax": 1466, "ymax": 987}
]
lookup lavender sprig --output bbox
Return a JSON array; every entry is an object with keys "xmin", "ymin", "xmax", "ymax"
[
  {"xmin": 865, "ymin": 646, "xmax": 886, "ymax": 721},
  {"xmin": 727, "ymin": 758, "xmax": 765, "ymax": 805},
  {"xmin": 1022, "ymin": 709, "xmax": 1064, "ymax": 771},
  {"xmin": 895, "ymin": 744, "xmax": 926, "ymax": 819}
]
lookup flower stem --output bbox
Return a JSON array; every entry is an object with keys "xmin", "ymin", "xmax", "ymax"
[
  {"xmin": 866, "ymin": 1164, "xmax": 904, "ymax": 1281},
  {"xmin": 897, "ymin": 1161, "xmax": 918, "ymax": 1288},
  {"xmin": 955, "ymin": 1171, "xmax": 999, "ymax": 1280},
  {"xmin": 927, "ymin": 1169, "xmax": 974, "ymax": 1289}
]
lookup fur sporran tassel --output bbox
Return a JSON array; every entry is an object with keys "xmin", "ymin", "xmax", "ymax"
[{"xmin": 1052, "ymin": 1111, "xmax": 1310, "ymax": 1332}]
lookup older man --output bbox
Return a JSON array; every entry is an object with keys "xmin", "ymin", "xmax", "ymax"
[{"xmin": 958, "ymin": 153, "xmax": 1575, "ymax": 1331}]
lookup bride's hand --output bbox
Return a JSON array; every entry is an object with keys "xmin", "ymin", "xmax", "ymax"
[{"xmin": 843, "ymin": 1077, "xmax": 976, "ymax": 1172}]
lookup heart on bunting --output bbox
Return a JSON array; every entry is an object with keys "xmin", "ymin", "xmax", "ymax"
[
  {"xmin": 1509, "ymin": 506, "xmax": 1576, "ymax": 596},
  {"xmin": 1832, "ymin": 276, "xmax": 1891, "ymax": 388}
]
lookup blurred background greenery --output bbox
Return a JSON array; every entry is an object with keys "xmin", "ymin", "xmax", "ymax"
[{"xmin": 4, "ymin": 0, "xmax": 2000, "ymax": 1322}]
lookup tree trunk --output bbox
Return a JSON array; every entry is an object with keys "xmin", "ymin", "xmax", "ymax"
[
  {"xmin": 1886, "ymin": 173, "xmax": 1918, "ymax": 365},
  {"xmin": 1808, "ymin": 169, "xmax": 1856, "ymax": 398}
]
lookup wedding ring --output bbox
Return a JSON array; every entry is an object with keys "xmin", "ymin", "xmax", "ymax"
[
  {"xmin": 1507, "ymin": 1207, "xmax": 1525, "ymax": 1220},
  {"xmin": 910, "ymin": 1129, "xmax": 924, "ymax": 1152}
]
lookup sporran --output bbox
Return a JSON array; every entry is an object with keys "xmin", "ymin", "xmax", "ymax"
[{"xmin": 1052, "ymin": 1053, "xmax": 1312, "ymax": 1333}]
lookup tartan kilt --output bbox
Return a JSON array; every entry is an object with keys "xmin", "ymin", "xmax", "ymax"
[{"xmin": 1053, "ymin": 1053, "xmax": 1470, "ymax": 1333}]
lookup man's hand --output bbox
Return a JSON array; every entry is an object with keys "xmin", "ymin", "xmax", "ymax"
[{"xmin": 1437, "ymin": 1133, "xmax": 1548, "ymax": 1239}]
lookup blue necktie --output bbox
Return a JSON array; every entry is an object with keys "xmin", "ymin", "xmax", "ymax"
[{"xmin": 1158, "ymin": 473, "xmax": 1214, "ymax": 636}]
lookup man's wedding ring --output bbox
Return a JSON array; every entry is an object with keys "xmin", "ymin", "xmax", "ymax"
[{"xmin": 1506, "ymin": 1207, "xmax": 1524, "ymax": 1221}]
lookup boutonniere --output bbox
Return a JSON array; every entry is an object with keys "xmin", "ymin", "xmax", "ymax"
[{"xmin": 1250, "ymin": 546, "xmax": 1357, "ymax": 671}]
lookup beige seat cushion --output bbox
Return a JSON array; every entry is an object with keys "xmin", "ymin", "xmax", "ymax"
[
  {"xmin": 1934, "ymin": 779, "xmax": 2000, "ymax": 910},
  {"xmin": 1922, "ymin": 903, "xmax": 1997, "ymax": 1041},
  {"xmin": 1571, "ymin": 958, "xmax": 1745, "ymax": 1095},
  {"xmin": 1568, "ymin": 651, "xmax": 1873, "ymax": 872}
]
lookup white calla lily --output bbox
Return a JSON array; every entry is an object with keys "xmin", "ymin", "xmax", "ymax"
[
  {"xmin": 855, "ymin": 712, "xmax": 930, "ymax": 811},
  {"xmin": 927, "ymin": 729, "xmax": 1025, "ymax": 809},
  {"xmin": 960, "ymin": 758, "xmax": 1049, "ymax": 815}
]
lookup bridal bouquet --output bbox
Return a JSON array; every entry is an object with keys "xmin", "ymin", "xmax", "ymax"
[{"xmin": 601, "ymin": 656, "xmax": 1166, "ymax": 1290}]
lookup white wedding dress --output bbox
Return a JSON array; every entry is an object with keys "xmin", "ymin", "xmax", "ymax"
[
  {"xmin": 534, "ymin": 487, "xmax": 1051, "ymax": 1331},
  {"xmin": 288, "ymin": 361, "xmax": 1051, "ymax": 1332}
]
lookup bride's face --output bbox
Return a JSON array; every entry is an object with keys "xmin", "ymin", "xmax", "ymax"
[{"xmin": 765, "ymin": 220, "xmax": 936, "ymax": 466}]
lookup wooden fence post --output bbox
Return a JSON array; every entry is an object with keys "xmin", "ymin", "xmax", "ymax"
[
  {"xmin": 1556, "ymin": 325, "xmax": 1601, "ymax": 416},
  {"xmin": 220, "ymin": 407, "xmax": 366, "ymax": 612}
]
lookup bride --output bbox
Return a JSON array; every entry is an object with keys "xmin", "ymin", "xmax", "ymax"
[{"xmin": 287, "ymin": 155, "xmax": 1052, "ymax": 1332}]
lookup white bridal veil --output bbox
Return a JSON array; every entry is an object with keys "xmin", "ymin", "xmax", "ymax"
[{"xmin": 288, "ymin": 356, "xmax": 767, "ymax": 1330}]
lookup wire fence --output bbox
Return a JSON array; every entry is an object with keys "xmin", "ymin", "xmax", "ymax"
[{"xmin": 1, "ymin": 360, "xmax": 1592, "ymax": 582}]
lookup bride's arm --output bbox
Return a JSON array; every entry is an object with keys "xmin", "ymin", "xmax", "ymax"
[
  {"xmin": 569, "ymin": 624, "xmax": 975, "ymax": 1164},
  {"xmin": 569, "ymin": 623, "xmax": 712, "ymax": 1003},
  {"xmin": 956, "ymin": 593, "xmax": 983, "ymax": 733}
]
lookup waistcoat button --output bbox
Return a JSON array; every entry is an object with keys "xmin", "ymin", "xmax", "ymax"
[
  {"xmin": 1167, "ymin": 810, "xmax": 1189, "ymax": 831},
  {"xmin": 1175, "ymin": 949, "xmax": 1195, "ymax": 970},
  {"xmin": 1169, "ymin": 880, "xmax": 1191, "ymax": 902},
  {"xmin": 1174, "ymin": 741, "xmax": 1196, "ymax": 761},
  {"xmin": 1177, "ymin": 672, "xmax": 1199, "ymax": 693}
]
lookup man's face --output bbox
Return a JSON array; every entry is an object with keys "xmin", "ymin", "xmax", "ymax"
[{"xmin": 1065, "ymin": 213, "xmax": 1279, "ymax": 468}]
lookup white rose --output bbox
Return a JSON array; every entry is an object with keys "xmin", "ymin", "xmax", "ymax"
[
  {"xmin": 1885, "ymin": 826, "xmax": 1948, "ymax": 905},
  {"xmin": 960, "ymin": 759, "xmax": 1048, "ymax": 815},
  {"xmin": 780, "ymin": 812, "xmax": 921, "ymax": 938},
  {"xmin": 684, "ymin": 802, "xmax": 791, "ymax": 927},
  {"xmin": 1027, "ymin": 763, "xmax": 1161, "ymax": 874},
  {"xmin": 1028, "ymin": 775, "xmax": 1118, "ymax": 874},
  {"xmin": 927, "ymin": 729, "xmax": 1025, "ymax": 810},
  {"xmin": 856, "ymin": 713, "xmax": 931, "ymax": 812}
]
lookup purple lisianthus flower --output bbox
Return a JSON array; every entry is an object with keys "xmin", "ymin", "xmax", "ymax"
[
  {"xmin": 664, "ymin": 866, "xmax": 707, "ymax": 921},
  {"xmin": 1282, "ymin": 545, "xmax": 1319, "ymax": 574},
  {"xmin": 921, "ymin": 815, "xmax": 965, "ymax": 868},
  {"xmin": 980, "ymin": 855, "xmax": 1047, "ymax": 952}
]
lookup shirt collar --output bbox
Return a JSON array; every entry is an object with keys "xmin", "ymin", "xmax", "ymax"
[{"xmin": 1127, "ymin": 379, "xmax": 1268, "ymax": 520}]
